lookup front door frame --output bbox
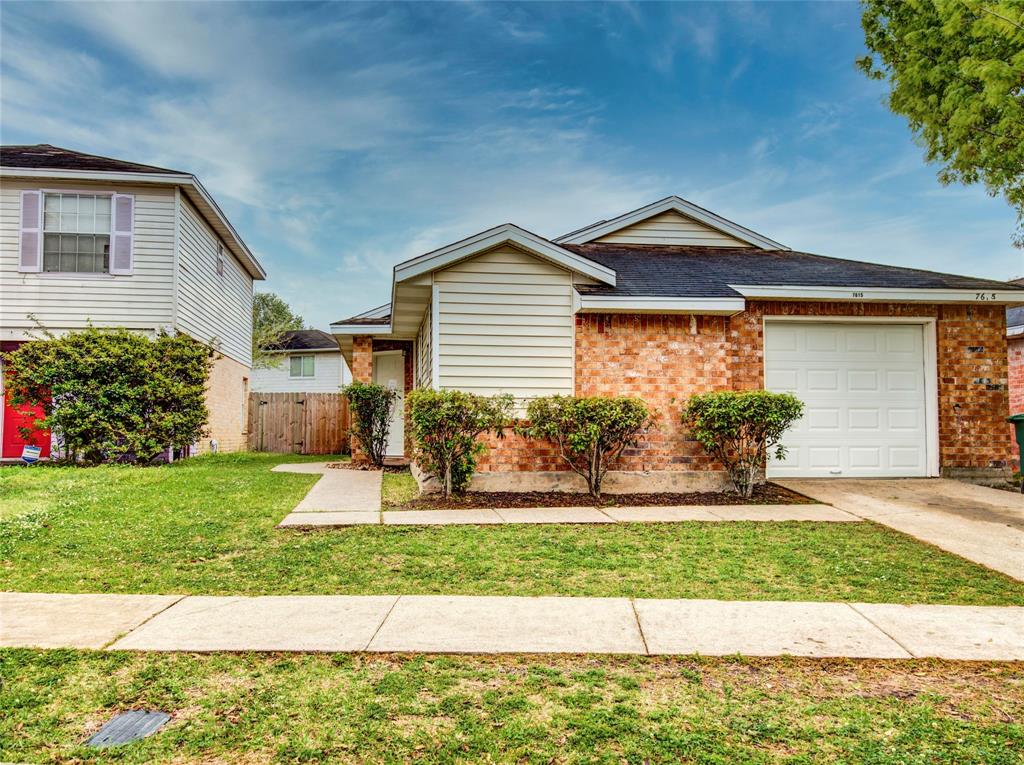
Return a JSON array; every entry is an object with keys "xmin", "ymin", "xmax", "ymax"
[
  {"xmin": 372, "ymin": 349, "xmax": 406, "ymax": 457},
  {"xmin": 762, "ymin": 315, "xmax": 939, "ymax": 478}
]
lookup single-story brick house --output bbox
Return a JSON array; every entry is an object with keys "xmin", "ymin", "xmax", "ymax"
[{"xmin": 332, "ymin": 197, "xmax": 1024, "ymax": 491}]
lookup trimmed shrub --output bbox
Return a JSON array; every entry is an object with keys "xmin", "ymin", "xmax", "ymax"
[
  {"xmin": 682, "ymin": 390, "xmax": 804, "ymax": 498},
  {"xmin": 2, "ymin": 327, "xmax": 210, "ymax": 464},
  {"xmin": 522, "ymin": 395, "xmax": 655, "ymax": 498},
  {"xmin": 342, "ymin": 381, "xmax": 400, "ymax": 467},
  {"xmin": 406, "ymin": 389, "xmax": 514, "ymax": 497}
]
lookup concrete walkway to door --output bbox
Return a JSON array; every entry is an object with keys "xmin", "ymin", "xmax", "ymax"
[
  {"xmin": 776, "ymin": 478, "xmax": 1024, "ymax": 581},
  {"xmin": 272, "ymin": 462, "xmax": 381, "ymax": 523}
]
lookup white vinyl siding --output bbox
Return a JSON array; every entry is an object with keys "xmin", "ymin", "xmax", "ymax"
[
  {"xmin": 415, "ymin": 305, "xmax": 432, "ymax": 388},
  {"xmin": 0, "ymin": 179, "xmax": 175, "ymax": 335},
  {"xmin": 434, "ymin": 245, "xmax": 573, "ymax": 400},
  {"xmin": 595, "ymin": 210, "xmax": 752, "ymax": 247},
  {"xmin": 176, "ymin": 197, "xmax": 253, "ymax": 366},
  {"xmin": 251, "ymin": 351, "xmax": 347, "ymax": 393}
]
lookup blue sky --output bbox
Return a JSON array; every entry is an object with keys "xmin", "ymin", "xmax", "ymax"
[{"xmin": 2, "ymin": 1, "xmax": 1021, "ymax": 330}]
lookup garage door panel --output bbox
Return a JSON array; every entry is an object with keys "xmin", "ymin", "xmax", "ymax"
[
  {"xmin": 807, "ymin": 369, "xmax": 840, "ymax": 391},
  {"xmin": 848, "ymin": 408, "xmax": 880, "ymax": 430},
  {"xmin": 887, "ymin": 408, "xmax": 920, "ymax": 430},
  {"xmin": 849, "ymin": 447, "xmax": 882, "ymax": 469},
  {"xmin": 766, "ymin": 322, "xmax": 929, "ymax": 478},
  {"xmin": 765, "ymin": 368, "xmax": 798, "ymax": 391},
  {"xmin": 806, "ymin": 408, "xmax": 841, "ymax": 431},
  {"xmin": 847, "ymin": 369, "xmax": 880, "ymax": 392}
]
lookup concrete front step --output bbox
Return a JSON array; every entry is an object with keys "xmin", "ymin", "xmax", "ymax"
[{"xmin": 4, "ymin": 592, "xmax": 1022, "ymax": 660}]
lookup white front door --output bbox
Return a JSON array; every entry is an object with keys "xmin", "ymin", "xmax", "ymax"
[
  {"xmin": 372, "ymin": 352, "xmax": 405, "ymax": 457},
  {"xmin": 764, "ymin": 321, "xmax": 929, "ymax": 478}
]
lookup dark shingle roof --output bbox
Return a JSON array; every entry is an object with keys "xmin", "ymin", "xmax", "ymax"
[
  {"xmin": 264, "ymin": 330, "xmax": 338, "ymax": 352},
  {"xmin": 561, "ymin": 244, "xmax": 1024, "ymax": 298},
  {"xmin": 0, "ymin": 144, "xmax": 187, "ymax": 175},
  {"xmin": 333, "ymin": 303, "xmax": 392, "ymax": 326}
]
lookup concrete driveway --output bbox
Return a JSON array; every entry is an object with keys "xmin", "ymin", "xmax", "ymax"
[{"xmin": 776, "ymin": 478, "xmax": 1024, "ymax": 581}]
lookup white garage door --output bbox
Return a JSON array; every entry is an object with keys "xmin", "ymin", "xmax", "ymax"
[{"xmin": 764, "ymin": 322, "xmax": 929, "ymax": 478}]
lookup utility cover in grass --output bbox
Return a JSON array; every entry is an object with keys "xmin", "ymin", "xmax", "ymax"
[{"xmin": 85, "ymin": 710, "xmax": 170, "ymax": 747}]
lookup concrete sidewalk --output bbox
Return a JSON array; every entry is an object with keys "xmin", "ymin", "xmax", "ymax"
[
  {"xmin": 778, "ymin": 478, "xmax": 1024, "ymax": 581},
  {"xmin": 4, "ymin": 592, "xmax": 1021, "ymax": 660},
  {"xmin": 280, "ymin": 503, "xmax": 855, "ymax": 528}
]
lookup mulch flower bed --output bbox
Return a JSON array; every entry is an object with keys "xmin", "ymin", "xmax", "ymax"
[
  {"xmin": 327, "ymin": 462, "xmax": 408, "ymax": 474},
  {"xmin": 395, "ymin": 482, "xmax": 815, "ymax": 510}
]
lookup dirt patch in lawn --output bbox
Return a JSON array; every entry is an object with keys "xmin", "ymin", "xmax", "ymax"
[{"xmin": 397, "ymin": 482, "xmax": 814, "ymax": 509}]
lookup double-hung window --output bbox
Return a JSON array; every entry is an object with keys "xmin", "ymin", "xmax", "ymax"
[
  {"xmin": 290, "ymin": 354, "xmax": 315, "ymax": 378},
  {"xmin": 42, "ymin": 193, "xmax": 112, "ymax": 274}
]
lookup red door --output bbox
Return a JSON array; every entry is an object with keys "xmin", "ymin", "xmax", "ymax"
[{"xmin": 2, "ymin": 390, "xmax": 50, "ymax": 459}]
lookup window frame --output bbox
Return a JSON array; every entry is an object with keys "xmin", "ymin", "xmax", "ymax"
[
  {"xmin": 289, "ymin": 354, "xmax": 316, "ymax": 378},
  {"xmin": 39, "ymin": 189, "xmax": 116, "ymax": 276}
]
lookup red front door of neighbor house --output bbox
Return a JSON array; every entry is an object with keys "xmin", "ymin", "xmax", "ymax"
[
  {"xmin": 1, "ymin": 390, "xmax": 50, "ymax": 459},
  {"xmin": 1, "ymin": 340, "xmax": 50, "ymax": 460}
]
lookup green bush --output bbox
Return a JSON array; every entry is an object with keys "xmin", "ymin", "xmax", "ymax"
[
  {"xmin": 682, "ymin": 390, "xmax": 804, "ymax": 498},
  {"xmin": 341, "ymin": 381, "xmax": 400, "ymax": 467},
  {"xmin": 522, "ymin": 395, "xmax": 655, "ymax": 498},
  {"xmin": 2, "ymin": 327, "xmax": 210, "ymax": 464},
  {"xmin": 406, "ymin": 389, "xmax": 514, "ymax": 497}
]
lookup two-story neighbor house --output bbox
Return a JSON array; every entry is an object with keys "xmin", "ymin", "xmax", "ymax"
[
  {"xmin": 250, "ymin": 329, "xmax": 349, "ymax": 393},
  {"xmin": 332, "ymin": 196, "xmax": 1024, "ymax": 491},
  {"xmin": 0, "ymin": 145, "xmax": 266, "ymax": 458}
]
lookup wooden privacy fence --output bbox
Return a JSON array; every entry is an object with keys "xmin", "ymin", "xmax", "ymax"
[{"xmin": 247, "ymin": 393, "xmax": 350, "ymax": 454}]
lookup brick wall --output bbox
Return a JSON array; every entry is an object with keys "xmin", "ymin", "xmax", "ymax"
[
  {"xmin": 1009, "ymin": 335, "xmax": 1024, "ymax": 416},
  {"xmin": 935, "ymin": 304, "xmax": 1011, "ymax": 472},
  {"xmin": 473, "ymin": 301, "xmax": 1014, "ymax": 477},
  {"xmin": 351, "ymin": 336, "xmax": 373, "ymax": 383},
  {"xmin": 198, "ymin": 352, "xmax": 249, "ymax": 454}
]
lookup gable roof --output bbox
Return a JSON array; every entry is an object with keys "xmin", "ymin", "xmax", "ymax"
[
  {"xmin": 564, "ymin": 243, "xmax": 1024, "ymax": 299},
  {"xmin": 0, "ymin": 144, "xmax": 187, "ymax": 175},
  {"xmin": 0, "ymin": 144, "xmax": 265, "ymax": 280},
  {"xmin": 554, "ymin": 196, "xmax": 788, "ymax": 250},
  {"xmin": 263, "ymin": 329, "xmax": 339, "ymax": 352},
  {"xmin": 394, "ymin": 223, "xmax": 616, "ymax": 286}
]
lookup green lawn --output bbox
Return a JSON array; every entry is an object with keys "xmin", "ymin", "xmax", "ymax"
[
  {"xmin": 2, "ymin": 649, "xmax": 1021, "ymax": 764},
  {"xmin": 382, "ymin": 469, "xmax": 419, "ymax": 507},
  {"xmin": 1, "ymin": 453, "xmax": 1022, "ymax": 604}
]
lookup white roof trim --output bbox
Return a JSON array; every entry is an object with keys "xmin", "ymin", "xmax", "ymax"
[
  {"xmin": 262, "ymin": 346, "xmax": 340, "ymax": 354},
  {"xmin": 554, "ymin": 196, "xmax": 788, "ymax": 250},
  {"xmin": 329, "ymin": 322, "xmax": 392, "ymax": 335},
  {"xmin": 730, "ymin": 284, "xmax": 1024, "ymax": 304},
  {"xmin": 576, "ymin": 294, "xmax": 745, "ymax": 315},
  {"xmin": 0, "ymin": 166, "xmax": 265, "ymax": 279},
  {"xmin": 394, "ymin": 223, "xmax": 616, "ymax": 286}
]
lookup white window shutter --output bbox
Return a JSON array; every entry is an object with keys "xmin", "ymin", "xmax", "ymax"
[
  {"xmin": 18, "ymin": 190, "xmax": 42, "ymax": 272},
  {"xmin": 110, "ymin": 193, "xmax": 134, "ymax": 275}
]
